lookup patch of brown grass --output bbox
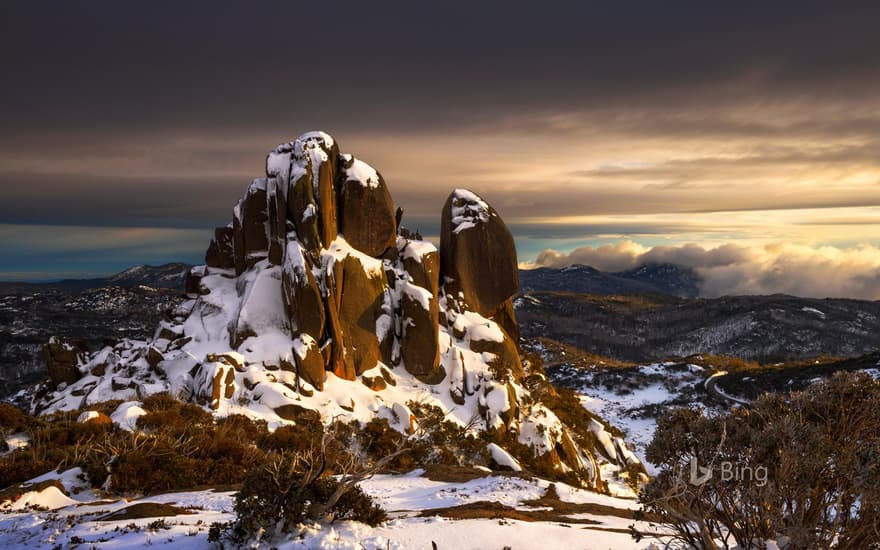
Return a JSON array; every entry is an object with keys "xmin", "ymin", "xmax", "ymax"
[
  {"xmin": 420, "ymin": 464, "xmax": 490, "ymax": 483},
  {"xmin": 419, "ymin": 483, "xmax": 648, "ymax": 525},
  {"xmin": 97, "ymin": 502, "xmax": 195, "ymax": 521}
]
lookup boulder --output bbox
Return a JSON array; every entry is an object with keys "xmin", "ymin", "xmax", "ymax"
[
  {"xmin": 157, "ymin": 354, "xmax": 198, "ymax": 400},
  {"xmin": 0, "ymin": 480, "xmax": 69, "ymax": 508},
  {"xmin": 491, "ymin": 297, "xmax": 520, "ymax": 343},
  {"xmin": 205, "ymin": 226, "xmax": 235, "ymax": 269},
  {"xmin": 361, "ymin": 373, "xmax": 387, "ymax": 391},
  {"xmin": 447, "ymin": 348, "xmax": 467, "ymax": 405},
  {"xmin": 274, "ymin": 403, "xmax": 321, "ymax": 423},
  {"xmin": 205, "ymin": 351, "xmax": 245, "ymax": 372},
  {"xmin": 380, "ymin": 366, "xmax": 397, "ymax": 386},
  {"xmin": 241, "ymin": 179, "xmax": 269, "ymax": 267},
  {"xmin": 293, "ymin": 334, "xmax": 325, "ymax": 391},
  {"xmin": 283, "ymin": 133, "xmax": 340, "ymax": 253},
  {"xmin": 392, "ymin": 402, "xmax": 417, "ymax": 434},
  {"xmin": 77, "ymin": 411, "xmax": 113, "ymax": 426},
  {"xmin": 194, "ymin": 362, "xmax": 236, "ymax": 410},
  {"xmin": 281, "ymin": 240, "xmax": 324, "ymax": 339},
  {"xmin": 146, "ymin": 346, "xmax": 165, "ymax": 370},
  {"xmin": 232, "ymin": 265, "xmax": 289, "ymax": 348},
  {"xmin": 287, "ymin": 169, "xmax": 322, "ymax": 253},
  {"xmin": 283, "ymin": 132, "xmax": 339, "ymax": 252},
  {"xmin": 42, "ymin": 337, "xmax": 87, "ymax": 388},
  {"xmin": 468, "ymin": 320, "xmax": 523, "ymax": 382},
  {"xmin": 232, "ymin": 199, "xmax": 246, "ymax": 274},
  {"xmin": 184, "ymin": 265, "xmax": 206, "ymax": 296},
  {"xmin": 399, "ymin": 237, "xmax": 440, "ymax": 295},
  {"xmin": 266, "ymin": 177, "xmax": 287, "ymax": 265},
  {"xmin": 338, "ymin": 156, "xmax": 396, "ymax": 257},
  {"xmin": 478, "ymin": 381, "xmax": 518, "ymax": 432},
  {"xmin": 439, "ymin": 189, "xmax": 519, "ymax": 316},
  {"xmin": 323, "ymin": 288, "xmax": 347, "ymax": 378},
  {"xmin": 315, "ymin": 159, "xmax": 338, "ymax": 247},
  {"xmin": 323, "ymin": 244, "xmax": 389, "ymax": 380},
  {"xmin": 400, "ymin": 282, "xmax": 444, "ymax": 384}
]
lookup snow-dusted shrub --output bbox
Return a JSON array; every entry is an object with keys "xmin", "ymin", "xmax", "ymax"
[
  {"xmin": 357, "ymin": 417, "xmax": 425, "ymax": 471},
  {"xmin": 136, "ymin": 394, "xmax": 215, "ymax": 433},
  {"xmin": 219, "ymin": 446, "xmax": 389, "ymax": 545},
  {"xmin": 406, "ymin": 401, "xmax": 488, "ymax": 467},
  {"xmin": 260, "ymin": 410, "xmax": 324, "ymax": 454}
]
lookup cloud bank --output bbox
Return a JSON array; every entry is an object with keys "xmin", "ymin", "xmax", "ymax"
[{"xmin": 533, "ymin": 240, "xmax": 880, "ymax": 300}]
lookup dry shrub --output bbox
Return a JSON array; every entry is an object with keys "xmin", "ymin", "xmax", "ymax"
[
  {"xmin": 358, "ymin": 418, "xmax": 415, "ymax": 469},
  {"xmin": 0, "ymin": 403, "xmax": 30, "ymax": 433},
  {"xmin": 641, "ymin": 371, "xmax": 880, "ymax": 549},
  {"xmin": 260, "ymin": 423, "xmax": 322, "ymax": 454},
  {"xmin": 0, "ymin": 398, "xmax": 275, "ymax": 495},
  {"xmin": 215, "ymin": 435, "xmax": 399, "ymax": 545},
  {"xmin": 136, "ymin": 398, "xmax": 213, "ymax": 433}
]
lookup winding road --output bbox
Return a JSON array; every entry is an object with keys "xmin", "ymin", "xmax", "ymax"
[{"xmin": 704, "ymin": 370, "xmax": 751, "ymax": 406}]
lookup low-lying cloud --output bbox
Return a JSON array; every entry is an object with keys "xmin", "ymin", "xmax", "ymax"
[{"xmin": 532, "ymin": 240, "xmax": 880, "ymax": 300}]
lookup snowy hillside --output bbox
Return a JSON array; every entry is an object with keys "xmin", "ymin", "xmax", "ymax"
[{"xmin": 0, "ymin": 467, "xmax": 664, "ymax": 549}]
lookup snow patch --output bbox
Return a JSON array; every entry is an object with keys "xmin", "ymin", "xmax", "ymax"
[
  {"xmin": 345, "ymin": 158, "xmax": 381, "ymax": 188},
  {"xmin": 6, "ymin": 486, "xmax": 77, "ymax": 511},
  {"xmin": 110, "ymin": 402, "xmax": 147, "ymax": 432},
  {"xmin": 487, "ymin": 443, "xmax": 522, "ymax": 471}
]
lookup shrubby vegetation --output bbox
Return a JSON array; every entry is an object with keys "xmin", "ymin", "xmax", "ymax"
[
  {"xmin": 0, "ymin": 396, "xmax": 388, "ymax": 495},
  {"xmin": 640, "ymin": 371, "xmax": 880, "ymax": 549},
  {"xmin": 212, "ymin": 439, "xmax": 393, "ymax": 546},
  {"xmin": 0, "ymin": 397, "xmax": 395, "ymax": 543},
  {"xmin": 0, "ymin": 352, "xmax": 643, "ymax": 543}
]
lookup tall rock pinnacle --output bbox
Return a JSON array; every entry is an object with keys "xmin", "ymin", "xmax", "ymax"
[{"xmin": 198, "ymin": 131, "xmax": 521, "ymax": 390}]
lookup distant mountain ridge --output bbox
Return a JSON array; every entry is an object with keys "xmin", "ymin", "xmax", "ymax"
[
  {"xmin": 103, "ymin": 263, "xmax": 191, "ymax": 288},
  {"xmin": 0, "ymin": 263, "xmax": 192, "ymax": 293},
  {"xmin": 6, "ymin": 261, "xmax": 703, "ymax": 298},
  {"xmin": 519, "ymin": 263, "xmax": 701, "ymax": 298}
]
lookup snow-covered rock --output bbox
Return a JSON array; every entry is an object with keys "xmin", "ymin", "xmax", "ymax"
[{"xmin": 33, "ymin": 131, "xmax": 642, "ymax": 492}]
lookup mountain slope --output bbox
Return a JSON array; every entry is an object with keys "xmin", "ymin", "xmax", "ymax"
[
  {"xmin": 0, "ymin": 285, "xmax": 183, "ymax": 397},
  {"xmin": 516, "ymin": 291, "xmax": 880, "ymax": 362},
  {"xmin": 519, "ymin": 263, "xmax": 700, "ymax": 298},
  {"xmin": 0, "ymin": 263, "xmax": 191, "ymax": 294}
]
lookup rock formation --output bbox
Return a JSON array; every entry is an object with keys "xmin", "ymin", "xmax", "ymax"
[
  {"xmin": 35, "ymin": 131, "xmax": 643, "ymax": 491},
  {"xmin": 42, "ymin": 337, "xmax": 87, "ymax": 388},
  {"xmin": 181, "ymin": 131, "xmax": 522, "ymax": 394}
]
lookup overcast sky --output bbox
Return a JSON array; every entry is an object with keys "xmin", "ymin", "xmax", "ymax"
[{"xmin": 2, "ymin": 2, "xmax": 880, "ymax": 296}]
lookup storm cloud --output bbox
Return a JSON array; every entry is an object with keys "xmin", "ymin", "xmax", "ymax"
[{"xmin": 2, "ymin": 2, "xmax": 880, "ymax": 286}]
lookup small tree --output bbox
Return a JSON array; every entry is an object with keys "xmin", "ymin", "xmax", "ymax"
[{"xmin": 641, "ymin": 371, "xmax": 880, "ymax": 549}]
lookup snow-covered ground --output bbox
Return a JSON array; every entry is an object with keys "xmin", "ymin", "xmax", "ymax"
[
  {"xmin": 547, "ymin": 362, "xmax": 718, "ymax": 475},
  {"xmin": 0, "ymin": 468, "xmax": 666, "ymax": 549}
]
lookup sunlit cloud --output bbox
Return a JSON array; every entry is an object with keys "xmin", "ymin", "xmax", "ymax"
[{"xmin": 531, "ymin": 239, "xmax": 880, "ymax": 300}]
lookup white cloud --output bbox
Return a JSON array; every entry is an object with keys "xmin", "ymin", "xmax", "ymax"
[{"xmin": 532, "ymin": 240, "xmax": 880, "ymax": 299}]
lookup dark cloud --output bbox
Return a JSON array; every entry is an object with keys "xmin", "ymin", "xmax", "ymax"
[
  {"xmin": 3, "ymin": 2, "xmax": 880, "ymax": 282},
  {"xmin": 0, "ymin": 172, "xmax": 243, "ymax": 228},
  {"xmin": 3, "ymin": 2, "xmax": 880, "ymax": 134}
]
